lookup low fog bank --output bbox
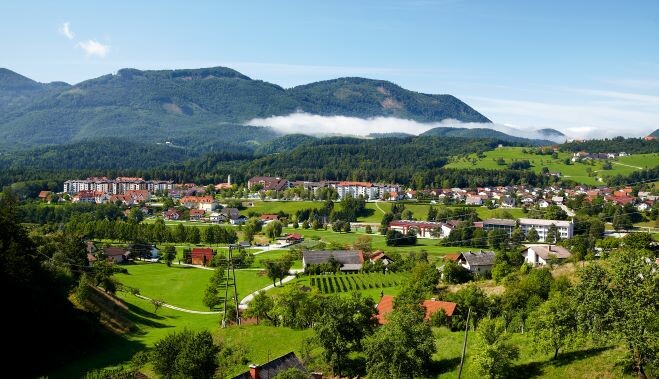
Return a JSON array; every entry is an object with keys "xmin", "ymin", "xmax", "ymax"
[{"xmin": 245, "ymin": 113, "xmax": 567, "ymax": 143}]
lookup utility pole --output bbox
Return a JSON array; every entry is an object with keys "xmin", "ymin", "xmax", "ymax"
[
  {"xmin": 457, "ymin": 307, "xmax": 471, "ymax": 379},
  {"xmin": 222, "ymin": 244, "xmax": 240, "ymax": 327}
]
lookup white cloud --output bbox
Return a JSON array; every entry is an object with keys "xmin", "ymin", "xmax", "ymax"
[
  {"xmin": 245, "ymin": 113, "xmax": 565, "ymax": 142},
  {"xmin": 58, "ymin": 22, "xmax": 75, "ymax": 40},
  {"xmin": 466, "ymin": 96, "xmax": 659, "ymax": 139},
  {"xmin": 77, "ymin": 40, "xmax": 110, "ymax": 57}
]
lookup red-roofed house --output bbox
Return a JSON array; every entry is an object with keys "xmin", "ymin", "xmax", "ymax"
[
  {"xmin": 38, "ymin": 190, "xmax": 52, "ymax": 202},
  {"xmin": 285, "ymin": 233, "xmax": 303, "ymax": 243},
  {"xmin": 369, "ymin": 251, "xmax": 394, "ymax": 265},
  {"xmin": 260, "ymin": 214, "xmax": 279, "ymax": 223},
  {"xmin": 189, "ymin": 209, "xmax": 206, "ymax": 221},
  {"xmin": 375, "ymin": 295, "xmax": 457, "ymax": 325},
  {"xmin": 191, "ymin": 247, "xmax": 214, "ymax": 266}
]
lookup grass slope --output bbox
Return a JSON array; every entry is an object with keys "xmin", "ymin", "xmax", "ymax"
[{"xmin": 445, "ymin": 147, "xmax": 659, "ymax": 185}]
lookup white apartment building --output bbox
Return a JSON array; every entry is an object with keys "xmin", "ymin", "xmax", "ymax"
[
  {"xmin": 519, "ymin": 218, "xmax": 574, "ymax": 242},
  {"xmin": 63, "ymin": 177, "xmax": 174, "ymax": 195}
]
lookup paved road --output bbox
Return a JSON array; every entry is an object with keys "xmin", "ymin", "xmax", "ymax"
[{"xmin": 238, "ymin": 274, "xmax": 297, "ymax": 309}]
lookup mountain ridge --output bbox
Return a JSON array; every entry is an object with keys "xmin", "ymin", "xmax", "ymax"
[{"xmin": 0, "ymin": 66, "xmax": 490, "ymax": 150}]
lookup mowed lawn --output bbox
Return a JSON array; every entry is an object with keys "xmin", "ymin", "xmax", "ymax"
[
  {"xmin": 444, "ymin": 147, "xmax": 659, "ymax": 185},
  {"xmin": 116, "ymin": 263, "xmax": 271, "ymax": 311},
  {"xmin": 283, "ymin": 227, "xmax": 465, "ymax": 260}
]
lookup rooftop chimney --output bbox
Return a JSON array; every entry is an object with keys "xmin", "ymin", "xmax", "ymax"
[{"xmin": 249, "ymin": 364, "xmax": 260, "ymax": 379}]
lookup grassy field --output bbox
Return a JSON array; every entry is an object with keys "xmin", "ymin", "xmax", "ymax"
[
  {"xmin": 284, "ymin": 226, "xmax": 466, "ymax": 260},
  {"xmin": 116, "ymin": 263, "xmax": 271, "ymax": 311},
  {"xmin": 444, "ymin": 147, "xmax": 659, "ymax": 185}
]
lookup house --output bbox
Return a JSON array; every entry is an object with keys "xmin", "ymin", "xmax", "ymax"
[
  {"xmin": 191, "ymin": 247, "xmax": 214, "ymax": 266},
  {"xmin": 302, "ymin": 250, "xmax": 364, "ymax": 272},
  {"xmin": 180, "ymin": 196, "xmax": 217, "ymax": 212},
  {"xmin": 465, "ymin": 195, "xmax": 483, "ymax": 206},
  {"xmin": 189, "ymin": 209, "xmax": 206, "ymax": 221},
  {"xmin": 369, "ymin": 251, "xmax": 394, "ymax": 265},
  {"xmin": 221, "ymin": 207, "xmax": 241, "ymax": 220},
  {"xmin": 285, "ymin": 233, "xmax": 304, "ymax": 243},
  {"xmin": 163, "ymin": 209, "xmax": 180, "ymax": 220},
  {"xmin": 388, "ymin": 220, "xmax": 445, "ymax": 238},
  {"xmin": 38, "ymin": 190, "xmax": 52, "ymax": 202},
  {"xmin": 102, "ymin": 247, "xmax": 129, "ymax": 263},
  {"xmin": 232, "ymin": 352, "xmax": 314, "ymax": 379},
  {"xmin": 519, "ymin": 218, "xmax": 574, "ymax": 242},
  {"xmin": 522, "ymin": 244, "xmax": 571, "ymax": 266},
  {"xmin": 376, "ymin": 295, "xmax": 457, "ymax": 325},
  {"xmin": 230, "ymin": 216, "xmax": 248, "ymax": 225},
  {"xmin": 260, "ymin": 214, "xmax": 279, "ymax": 223},
  {"xmin": 247, "ymin": 176, "xmax": 290, "ymax": 191},
  {"xmin": 210, "ymin": 212, "xmax": 225, "ymax": 223},
  {"xmin": 458, "ymin": 251, "xmax": 496, "ymax": 274}
]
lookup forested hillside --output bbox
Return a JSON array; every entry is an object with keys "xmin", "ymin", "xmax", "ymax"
[
  {"xmin": 420, "ymin": 126, "xmax": 555, "ymax": 145},
  {"xmin": 561, "ymin": 137, "xmax": 659, "ymax": 154},
  {"xmin": 0, "ymin": 67, "xmax": 490, "ymax": 150}
]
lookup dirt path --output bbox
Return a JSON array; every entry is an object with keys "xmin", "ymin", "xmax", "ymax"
[
  {"xmin": 134, "ymin": 294, "xmax": 221, "ymax": 314},
  {"xmin": 611, "ymin": 161, "xmax": 643, "ymax": 170}
]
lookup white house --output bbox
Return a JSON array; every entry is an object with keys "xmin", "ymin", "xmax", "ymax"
[
  {"xmin": 522, "ymin": 244, "xmax": 571, "ymax": 266},
  {"xmin": 458, "ymin": 251, "xmax": 496, "ymax": 274}
]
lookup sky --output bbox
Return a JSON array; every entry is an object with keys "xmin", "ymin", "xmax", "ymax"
[{"xmin": 1, "ymin": 0, "xmax": 658, "ymax": 139}]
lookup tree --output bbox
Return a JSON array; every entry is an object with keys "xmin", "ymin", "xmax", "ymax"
[
  {"xmin": 353, "ymin": 235, "xmax": 372, "ymax": 253},
  {"xmin": 151, "ymin": 329, "xmax": 219, "ymax": 379},
  {"xmin": 264, "ymin": 257, "xmax": 293, "ymax": 286},
  {"xmin": 401, "ymin": 209, "xmax": 414, "ymax": 220},
  {"xmin": 427, "ymin": 205, "xmax": 437, "ymax": 221},
  {"xmin": 314, "ymin": 293, "xmax": 377, "ymax": 375},
  {"xmin": 163, "ymin": 245, "xmax": 176, "ymax": 267},
  {"xmin": 488, "ymin": 229, "xmax": 509, "ymax": 251},
  {"xmin": 202, "ymin": 269, "xmax": 224, "ymax": 310},
  {"xmin": 364, "ymin": 302, "xmax": 435, "ymax": 378},
  {"xmin": 243, "ymin": 291, "xmax": 274, "ymax": 325},
  {"xmin": 364, "ymin": 225, "xmax": 373, "ymax": 234},
  {"xmin": 473, "ymin": 318, "xmax": 520, "ymax": 379},
  {"xmin": 186, "ymin": 227, "xmax": 201, "ymax": 244},
  {"xmin": 606, "ymin": 250, "xmax": 658, "ymax": 378},
  {"xmin": 527, "ymin": 227, "xmax": 539, "ymax": 243},
  {"xmin": 529, "ymin": 292, "xmax": 577, "ymax": 359},
  {"xmin": 128, "ymin": 207, "xmax": 144, "ymax": 224},
  {"xmin": 545, "ymin": 224, "xmax": 561, "ymax": 243},
  {"xmin": 265, "ymin": 220, "xmax": 283, "ymax": 240},
  {"xmin": 442, "ymin": 260, "xmax": 471, "ymax": 284},
  {"xmin": 151, "ymin": 298, "xmax": 164, "ymax": 313},
  {"xmin": 510, "ymin": 227, "xmax": 525, "ymax": 246},
  {"xmin": 612, "ymin": 207, "xmax": 632, "ymax": 231}
]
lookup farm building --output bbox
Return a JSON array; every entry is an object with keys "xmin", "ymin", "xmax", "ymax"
[
  {"xmin": 302, "ymin": 250, "xmax": 364, "ymax": 272},
  {"xmin": 191, "ymin": 247, "xmax": 214, "ymax": 266}
]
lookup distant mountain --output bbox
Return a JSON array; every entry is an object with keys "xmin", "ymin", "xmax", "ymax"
[
  {"xmin": 0, "ymin": 67, "xmax": 490, "ymax": 151},
  {"xmin": 288, "ymin": 77, "xmax": 490, "ymax": 123},
  {"xmin": 419, "ymin": 127, "xmax": 555, "ymax": 146},
  {"xmin": 649, "ymin": 129, "xmax": 659, "ymax": 138},
  {"xmin": 537, "ymin": 128, "xmax": 566, "ymax": 138},
  {"xmin": 367, "ymin": 132, "xmax": 415, "ymax": 139}
]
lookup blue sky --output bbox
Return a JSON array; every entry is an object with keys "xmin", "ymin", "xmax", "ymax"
[{"xmin": 1, "ymin": 0, "xmax": 658, "ymax": 138}]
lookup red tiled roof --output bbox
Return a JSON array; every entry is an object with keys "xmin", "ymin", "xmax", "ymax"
[
  {"xmin": 376, "ymin": 295, "xmax": 457, "ymax": 325},
  {"xmin": 181, "ymin": 196, "xmax": 214, "ymax": 203},
  {"xmin": 337, "ymin": 181, "xmax": 373, "ymax": 187},
  {"xmin": 261, "ymin": 214, "xmax": 279, "ymax": 221},
  {"xmin": 190, "ymin": 209, "xmax": 206, "ymax": 215},
  {"xmin": 38, "ymin": 190, "xmax": 51, "ymax": 198},
  {"xmin": 191, "ymin": 247, "xmax": 213, "ymax": 257},
  {"xmin": 443, "ymin": 254, "xmax": 460, "ymax": 262}
]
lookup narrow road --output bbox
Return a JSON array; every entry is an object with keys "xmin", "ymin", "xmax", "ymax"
[
  {"xmin": 611, "ymin": 161, "xmax": 643, "ymax": 170},
  {"xmin": 238, "ymin": 274, "xmax": 297, "ymax": 309},
  {"xmin": 134, "ymin": 294, "xmax": 221, "ymax": 314}
]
